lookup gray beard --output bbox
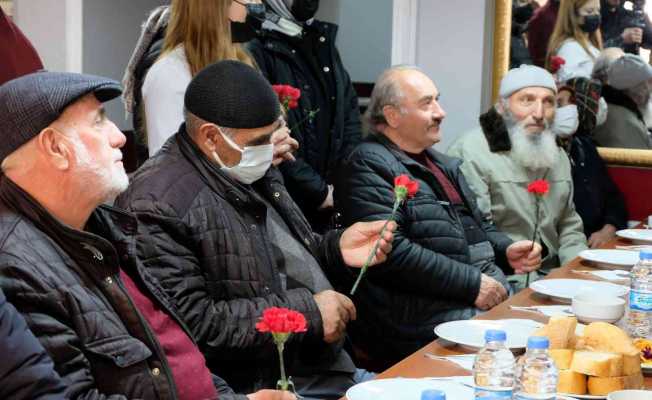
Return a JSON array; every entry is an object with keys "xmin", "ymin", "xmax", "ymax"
[{"xmin": 504, "ymin": 115, "xmax": 559, "ymax": 171}]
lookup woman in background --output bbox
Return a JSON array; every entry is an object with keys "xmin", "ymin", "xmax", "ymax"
[{"xmin": 547, "ymin": 0, "xmax": 603, "ymax": 79}]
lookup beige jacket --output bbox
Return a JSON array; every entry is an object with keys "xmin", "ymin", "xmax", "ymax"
[{"xmin": 448, "ymin": 125, "xmax": 587, "ymax": 271}]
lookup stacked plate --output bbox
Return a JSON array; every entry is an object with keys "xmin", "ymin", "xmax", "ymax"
[
  {"xmin": 616, "ymin": 229, "xmax": 652, "ymax": 245},
  {"xmin": 578, "ymin": 249, "xmax": 639, "ymax": 270}
]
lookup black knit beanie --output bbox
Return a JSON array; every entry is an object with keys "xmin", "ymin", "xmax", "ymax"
[{"xmin": 184, "ymin": 60, "xmax": 280, "ymax": 128}]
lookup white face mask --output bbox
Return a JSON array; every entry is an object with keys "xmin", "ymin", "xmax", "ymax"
[
  {"xmin": 596, "ymin": 97, "xmax": 608, "ymax": 126},
  {"xmin": 210, "ymin": 128, "xmax": 274, "ymax": 184},
  {"xmin": 552, "ymin": 104, "xmax": 579, "ymax": 138}
]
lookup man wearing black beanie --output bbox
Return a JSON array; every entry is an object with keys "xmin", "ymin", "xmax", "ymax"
[{"xmin": 116, "ymin": 60, "xmax": 395, "ymax": 398}]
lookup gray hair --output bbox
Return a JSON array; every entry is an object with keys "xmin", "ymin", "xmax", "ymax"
[
  {"xmin": 363, "ymin": 65, "xmax": 423, "ymax": 135},
  {"xmin": 592, "ymin": 47, "xmax": 625, "ymax": 83},
  {"xmin": 183, "ymin": 109, "xmax": 233, "ymax": 139}
]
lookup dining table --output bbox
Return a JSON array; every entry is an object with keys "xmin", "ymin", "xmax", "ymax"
[{"xmin": 342, "ymin": 233, "xmax": 652, "ymax": 399}]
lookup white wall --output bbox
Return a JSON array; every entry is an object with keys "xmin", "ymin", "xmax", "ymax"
[
  {"xmin": 415, "ymin": 0, "xmax": 493, "ymax": 151},
  {"xmin": 316, "ymin": 0, "xmax": 393, "ymax": 83},
  {"xmin": 13, "ymin": 0, "xmax": 80, "ymax": 73}
]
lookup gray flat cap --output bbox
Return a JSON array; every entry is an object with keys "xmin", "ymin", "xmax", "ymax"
[
  {"xmin": 0, "ymin": 71, "xmax": 122, "ymax": 161},
  {"xmin": 607, "ymin": 54, "xmax": 652, "ymax": 90},
  {"xmin": 499, "ymin": 64, "xmax": 557, "ymax": 98}
]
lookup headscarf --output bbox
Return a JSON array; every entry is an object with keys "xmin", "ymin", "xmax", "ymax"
[{"xmin": 560, "ymin": 77, "xmax": 602, "ymax": 136}]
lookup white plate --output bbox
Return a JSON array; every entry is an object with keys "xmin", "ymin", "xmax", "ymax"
[
  {"xmin": 434, "ymin": 319, "xmax": 542, "ymax": 350},
  {"xmin": 642, "ymin": 363, "xmax": 652, "ymax": 372},
  {"xmin": 559, "ymin": 393, "xmax": 605, "ymax": 399},
  {"xmin": 346, "ymin": 378, "xmax": 473, "ymax": 400},
  {"xmin": 530, "ymin": 279, "xmax": 629, "ymax": 304},
  {"xmin": 579, "ymin": 249, "xmax": 639, "ymax": 269},
  {"xmin": 346, "ymin": 377, "xmax": 578, "ymax": 400},
  {"xmin": 616, "ymin": 229, "xmax": 652, "ymax": 244}
]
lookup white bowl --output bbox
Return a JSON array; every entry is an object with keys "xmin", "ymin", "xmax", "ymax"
[
  {"xmin": 571, "ymin": 291, "xmax": 626, "ymax": 324},
  {"xmin": 607, "ymin": 390, "xmax": 652, "ymax": 400}
]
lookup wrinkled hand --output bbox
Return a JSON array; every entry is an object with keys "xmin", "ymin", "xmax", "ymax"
[
  {"xmin": 506, "ymin": 240, "xmax": 542, "ymax": 274},
  {"xmin": 622, "ymin": 27, "xmax": 643, "ymax": 45},
  {"xmin": 271, "ymin": 124, "xmax": 298, "ymax": 166},
  {"xmin": 319, "ymin": 185, "xmax": 334, "ymax": 210},
  {"xmin": 588, "ymin": 224, "xmax": 617, "ymax": 249},
  {"xmin": 247, "ymin": 389, "xmax": 297, "ymax": 400},
  {"xmin": 474, "ymin": 274, "xmax": 508, "ymax": 310},
  {"xmin": 313, "ymin": 290, "xmax": 356, "ymax": 343},
  {"xmin": 340, "ymin": 220, "xmax": 396, "ymax": 268}
]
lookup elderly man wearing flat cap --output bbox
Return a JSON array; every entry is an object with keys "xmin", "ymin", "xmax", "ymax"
[
  {"xmin": 0, "ymin": 71, "xmax": 297, "ymax": 400},
  {"xmin": 332, "ymin": 65, "xmax": 542, "ymax": 368},
  {"xmin": 594, "ymin": 53, "xmax": 652, "ymax": 149},
  {"xmin": 449, "ymin": 64, "xmax": 588, "ymax": 288},
  {"xmin": 116, "ymin": 60, "xmax": 395, "ymax": 399}
]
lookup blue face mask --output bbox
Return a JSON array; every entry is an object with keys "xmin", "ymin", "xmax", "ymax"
[{"xmin": 210, "ymin": 128, "xmax": 274, "ymax": 184}]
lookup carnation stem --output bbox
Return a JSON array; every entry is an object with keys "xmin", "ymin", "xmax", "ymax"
[
  {"xmin": 526, "ymin": 199, "xmax": 540, "ymax": 288},
  {"xmin": 289, "ymin": 108, "xmax": 320, "ymax": 132},
  {"xmin": 350, "ymin": 199, "xmax": 400, "ymax": 296},
  {"xmin": 276, "ymin": 341, "xmax": 288, "ymax": 391}
]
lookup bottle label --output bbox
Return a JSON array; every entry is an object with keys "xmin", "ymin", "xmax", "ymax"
[
  {"xmin": 630, "ymin": 289, "xmax": 652, "ymax": 312},
  {"xmin": 474, "ymin": 387, "xmax": 512, "ymax": 399}
]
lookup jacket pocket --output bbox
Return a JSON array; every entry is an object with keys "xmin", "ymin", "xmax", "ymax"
[{"xmin": 84, "ymin": 335, "xmax": 152, "ymax": 368}]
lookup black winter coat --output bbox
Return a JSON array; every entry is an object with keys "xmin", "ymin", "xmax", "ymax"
[
  {"xmin": 0, "ymin": 288, "xmax": 66, "ymax": 400},
  {"xmin": 333, "ymin": 135, "xmax": 513, "ymax": 364},
  {"xmin": 247, "ymin": 21, "xmax": 362, "ymax": 224},
  {"xmin": 568, "ymin": 135, "xmax": 628, "ymax": 236},
  {"xmin": 116, "ymin": 128, "xmax": 352, "ymax": 393},
  {"xmin": 0, "ymin": 175, "xmax": 241, "ymax": 400}
]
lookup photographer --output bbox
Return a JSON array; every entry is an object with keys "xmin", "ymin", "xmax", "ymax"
[{"xmin": 601, "ymin": 0, "xmax": 652, "ymax": 54}]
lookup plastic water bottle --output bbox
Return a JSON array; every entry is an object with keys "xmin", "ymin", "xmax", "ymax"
[
  {"xmin": 514, "ymin": 336, "xmax": 558, "ymax": 400},
  {"xmin": 627, "ymin": 250, "xmax": 652, "ymax": 338},
  {"xmin": 473, "ymin": 329, "xmax": 515, "ymax": 400},
  {"xmin": 421, "ymin": 389, "xmax": 445, "ymax": 400}
]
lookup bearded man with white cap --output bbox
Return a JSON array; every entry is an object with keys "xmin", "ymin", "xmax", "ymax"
[
  {"xmin": 449, "ymin": 65, "xmax": 588, "ymax": 288},
  {"xmin": 593, "ymin": 53, "xmax": 652, "ymax": 149}
]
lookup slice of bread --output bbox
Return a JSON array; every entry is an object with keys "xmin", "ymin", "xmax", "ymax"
[
  {"xmin": 579, "ymin": 322, "xmax": 639, "ymax": 356},
  {"xmin": 532, "ymin": 316, "xmax": 578, "ymax": 349},
  {"xmin": 587, "ymin": 372, "xmax": 645, "ymax": 396},
  {"xmin": 623, "ymin": 352, "xmax": 642, "ymax": 375},
  {"xmin": 550, "ymin": 349, "xmax": 574, "ymax": 370},
  {"xmin": 570, "ymin": 351, "xmax": 623, "ymax": 377},
  {"xmin": 557, "ymin": 369, "xmax": 587, "ymax": 395}
]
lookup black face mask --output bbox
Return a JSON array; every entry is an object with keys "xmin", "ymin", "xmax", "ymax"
[
  {"xmin": 514, "ymin": 3, "xmax": 535, "ymax": 24},
  {"xmin": 580, "ymin": 13, "xmax": 601, "ymax": 33},
  {"xmin": 290, "ymin": 0, "xmax": 320, "ymax": 22},
  {"xmin": 231, "ymin": 3, "xmax": 266, "ymax": 43}
]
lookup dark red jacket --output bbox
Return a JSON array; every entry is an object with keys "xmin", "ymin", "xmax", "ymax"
[
  {"xmin": 528, "ymin": 0, "xmax": 560, "ymax": 68},
  {"xmin": 0, "ymin": 8, "xmax": 43, "ymax": 85}
]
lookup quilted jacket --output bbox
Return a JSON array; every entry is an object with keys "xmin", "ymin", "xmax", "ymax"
[
  {"xmin": 334, "ymin": 134, "xmax": 513, "ymax": 365},
  {"xmin": 0, "ymin": 174, "xmax": 243, "ymax": 400},
  {"xmin": 116, "ymin": 126, "xmax": 353, "ymax": 393}
]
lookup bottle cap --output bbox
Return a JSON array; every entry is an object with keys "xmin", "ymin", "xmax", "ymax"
[
  {"xmin": 421, "ymin": 389, "xmax": 446, "ymax": 400},
  {"xmin": 485, "ymin": 329, "xmax": 507, "ymax": 342},
  {"xmin": 527, "ymin": 336, "xmax": 550, "ymax": 349},
  {"xmin": 640, "ymin": 250, "xmax": 652, "ymax": 261}
]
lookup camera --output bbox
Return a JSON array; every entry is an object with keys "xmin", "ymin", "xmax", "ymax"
[{"xmin": 623, "ymin": 0, "xmax": 647, "ymax": 54}]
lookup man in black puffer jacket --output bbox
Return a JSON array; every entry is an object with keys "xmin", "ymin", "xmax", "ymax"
[
  {"xmin": 116, "ymin": 61, "xmax": 394, "ymax": 398},
  {"xmin": 0, "ymin": 71, "xmax": 294, "ymax": 400},
  {"xmin": 247, "ymin": 0, "xmax": 362, "ymax": 232},
  {"xmin": 0, "ymin": 288, "xmax": 66, "ymax": 400},
  {"xmin": 334, "ymin": 66, "xmax": 543, "ymax": 367}
]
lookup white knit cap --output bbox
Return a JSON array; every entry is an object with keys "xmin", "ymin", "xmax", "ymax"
[
  {"xmin": 607, "ymin": 54, "xmax": 652, "ymax": 90},
  {"xmin": 499, "ymin": 64, "xmax": 557, "ymax": 98}
]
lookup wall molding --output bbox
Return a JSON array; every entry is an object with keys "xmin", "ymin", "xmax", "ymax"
[{"xmin": 391, "ymin": 0, "xmax": 418, "ymax": 65}]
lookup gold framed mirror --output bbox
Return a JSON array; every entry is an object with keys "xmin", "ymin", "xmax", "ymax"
[{"xmin": 493, "ymin": 0, "xmax": 652, "ymax": 167}]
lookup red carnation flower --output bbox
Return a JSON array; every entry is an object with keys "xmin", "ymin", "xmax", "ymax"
[
  {"xmin": 272, "ymin": 84, "xmax": 301, "ymax": 111},
  {"xmin": 256, "ymin": 307, "xmax": 307, "ymax": 334},
  {"xmin": 527, "ymin": 179, "xmax": 550, "ymax": 196},
  {"xmin": 394, "ymin": 174, "xmax": 419, "ymax": 200},
  {"xmin": 550, "ymin": 56, "xmax": 566, "ymax": 74}
]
